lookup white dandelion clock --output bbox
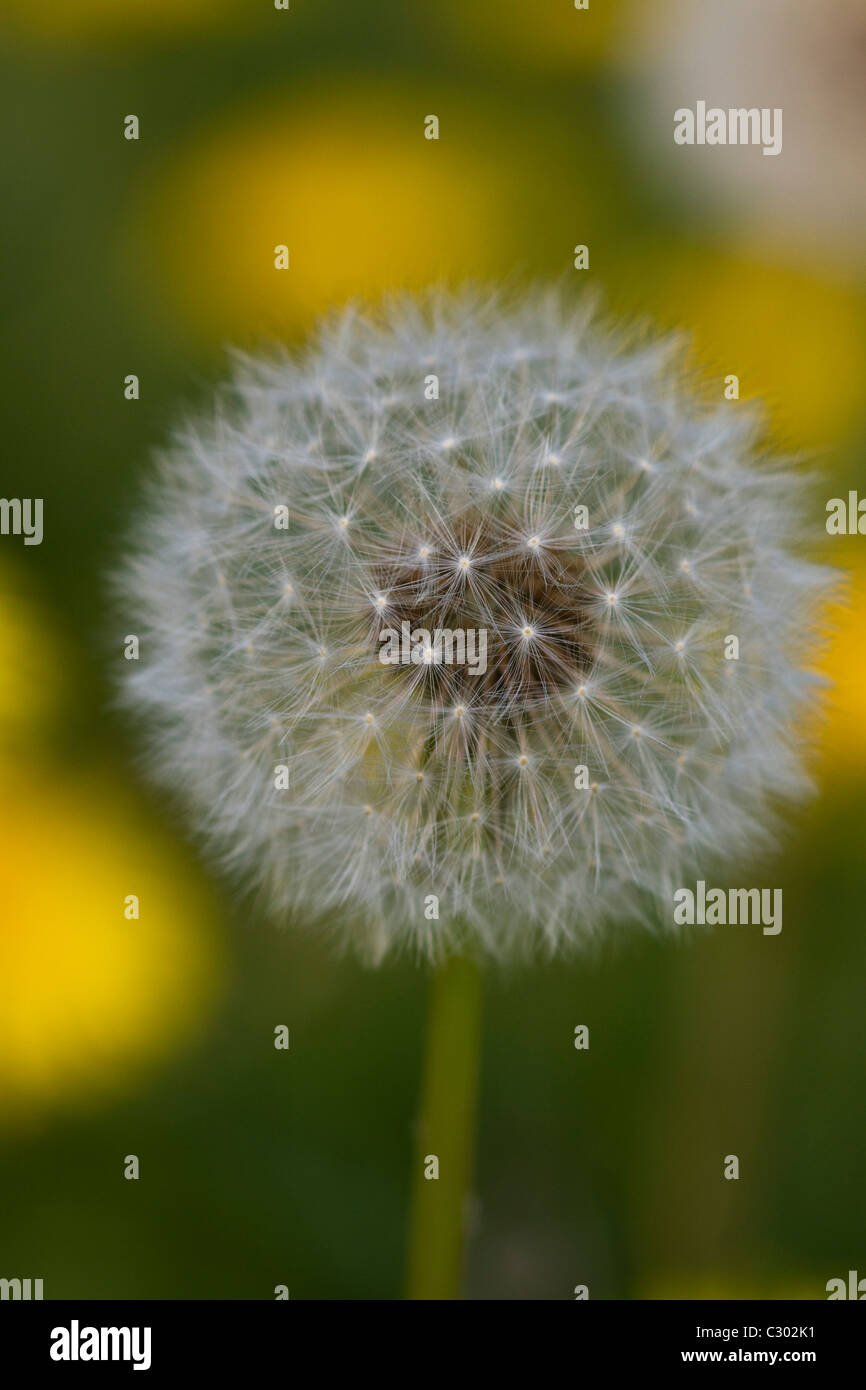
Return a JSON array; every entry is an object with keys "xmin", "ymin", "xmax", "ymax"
[
  {"xmin": 118, "ymin": 288, "xmax": 830, "ymax": 962},
  {"xmin": 118, "ymin": 287, "xmax": 833, "ymax": 1301}
]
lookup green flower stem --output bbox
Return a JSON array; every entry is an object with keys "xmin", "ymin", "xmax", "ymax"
[{"xmin": 406, "ymin": 954, "xmax": 484, "ymax": 1300}]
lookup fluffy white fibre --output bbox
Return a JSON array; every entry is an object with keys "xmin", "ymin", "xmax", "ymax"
[{"xmin": 118, "ymin": 288, "xmax": 832, "ymax": 960}]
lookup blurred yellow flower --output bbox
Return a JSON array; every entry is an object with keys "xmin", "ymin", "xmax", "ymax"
[
  {"xmin": 0, "ymin": 774, "xmax": 222, "ymax": 1122},
  {"xmin": 133, "ymin": 85, "xmax": 523, "ymax": 345},
  {"xmin": 816, "ymin": 556, "xmax": 866, "ymax": 774},
  {"xmin": 612, "ymin": 249, "xmax": 866, "ymax": 446},
  {"xmin": 0, "ymin": 566, "xmax": 221, "ymax": 1122}
]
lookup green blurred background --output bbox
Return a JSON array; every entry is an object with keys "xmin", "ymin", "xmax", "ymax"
[{"xmin": 1, "ymin": 0, "xmax": 865, "ymax": 1299}]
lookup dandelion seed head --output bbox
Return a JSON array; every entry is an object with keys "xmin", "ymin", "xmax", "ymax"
[{"xmin": 117, "ymin": 288, "xmax": 833, "ymax": 961}]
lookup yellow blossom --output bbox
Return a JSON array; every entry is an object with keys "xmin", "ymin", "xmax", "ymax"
[
  {"xmin": 0, "ymin": 774, "xmax": 222, "ymax": 1122},
  {"xmin": 132, "ymin": 86, "xmax": 521, "ymax": 345}
]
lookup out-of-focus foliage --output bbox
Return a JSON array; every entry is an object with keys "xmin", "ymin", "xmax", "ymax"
[
  {"xmin": 0, "ymin": 0, "xmax": 242, "ymax": 43},
  {"xmin": 0, "ymin": 562, "xmax": 65, "ymax": 746}
]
